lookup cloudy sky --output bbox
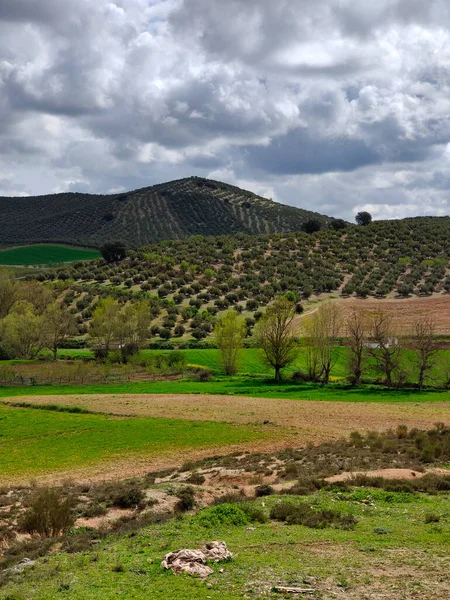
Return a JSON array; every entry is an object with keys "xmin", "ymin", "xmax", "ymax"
[{"xmin": 2, "ymin": 0, "xmax": 450, "ymax": 220}]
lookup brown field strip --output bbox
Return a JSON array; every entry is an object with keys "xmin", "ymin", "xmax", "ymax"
[
  {"xmin": 336, "ymin": 295, "xmax": 450, "ymax": 335},
  {"xmin": 5, "ymin": 393, "xmax": 449, "ymax": 483}
]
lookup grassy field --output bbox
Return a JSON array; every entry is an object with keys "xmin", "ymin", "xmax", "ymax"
[
  {"xmin": 2, "ymin": 489, "xmax": 449, "ymax": 599},
  {"xmin": 56, "ymin": 346, "xmax": 450, "ymax": 381},
  {"xmin": 0, "ymin": 244, "xmax": 101, "ymax": 265},
  {"xmin": 1, "ymin": 378, "xmax": 450, "ymax": 403},
  {"xmin": 0, "ymin": 404, "xmax": 268, "ymax": 481}
]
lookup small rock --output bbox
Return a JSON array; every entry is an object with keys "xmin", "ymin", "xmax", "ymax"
[{"xmin": 3, "ymin": 558, "xmax": 35, "ymax": 574}]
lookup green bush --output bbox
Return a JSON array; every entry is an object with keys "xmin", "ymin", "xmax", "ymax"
[
  {"xmin": 255, "ymin": 484, "xmax": 275, "ymax": 497},
  {"xmin": 197, "ymin": 504, "xmax": 249, "ymax": 528}
]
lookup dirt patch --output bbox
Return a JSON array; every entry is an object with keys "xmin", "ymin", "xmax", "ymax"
[
  {"xmin": 337, "ymin": 295, "xmax": 450, "ymax": 336},
  {"xmin": 326, "ymin": 467, "xmax": 449, "ymax": 483}
]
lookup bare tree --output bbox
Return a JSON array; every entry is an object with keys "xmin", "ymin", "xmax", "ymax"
[
  {"xmin": 346, "ymin": 308, "xmax": 368, "ymax": 384},
  {"xmin": 302, "ymin": 302, "xmax": 342, "ymax": 384},
  {"xmin": 367, "ymin": 309, "xmax": 402, "ymax": 387},
  {"xmin": 255, "ymin": 297, "xmax": 299, "ymax": 381},
  {"xmin": 411, "ymin": 315, "xmax": 439, "ymax": 390},
  {"xmin": 215, "ymin": 310, "xmax": 245, "ymax": 375}
]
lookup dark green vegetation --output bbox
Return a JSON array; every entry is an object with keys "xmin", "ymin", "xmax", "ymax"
[
  {"xmin": 0, "ymin": 245, "xmax": 101, "ymax": 266},
  {"xmin": 0, "ymin": 177, "xmax": 332, "ymax": 248},
  {"xmin": 0, "ymin": 404, "xmax": 267, "ymax": 480},
  {"xmin": 34, "ymin": 217, "xmax": 450, "ymax": 340},
  {"xmin": 1, "ymin": 427, "xmax": 449, "ymax": 599}
]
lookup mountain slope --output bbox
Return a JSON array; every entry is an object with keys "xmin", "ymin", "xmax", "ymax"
[{"xmin": 0, "ymin": 177, "xmax": 332, "ymax": 248}]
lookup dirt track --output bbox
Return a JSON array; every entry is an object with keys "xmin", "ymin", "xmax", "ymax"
[{"xmin": 6, "ymin": 393, "xmax": 448, "ymax": 483}]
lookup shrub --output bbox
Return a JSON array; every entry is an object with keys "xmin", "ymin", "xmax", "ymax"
[
  {"xmin": 255, "ymin": 484, "xmax": 275, "ymax": 497},
  {"xmin": 195, "ymin": 368, "xmax": 213, "ymax": 381},
  {"xmin": 19, "ymin": 489, "xmax": 76, "ymax": 538},
  {"xmin": 79, "ymin": 502, "xmax": 108, "ymax": 518},
  {"xmin": 424, "ymin": 513, "xmax": 441, "ymax": 523},
  {"xmin": 186, "ymin": 472, "xmax": 206, "ymax": 485},
  {"xmin": 270, "ymin": 501, "xmax": 357, "ymax": 530},
  {"xmin": 176, "ymin": 486, "xmax": 196, "ymax": 512},
  {"xmin": 111, "ymin": 487, "xmax": 144, "ymax": 509},
  {"xmin": 197, "ymin": 504, "xmax": 249, "ymax": 528},
  {"xmin": 93, "ymin": 482, "xmax": 145, "ymax": 509}
]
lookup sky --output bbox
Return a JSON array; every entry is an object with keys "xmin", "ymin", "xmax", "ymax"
[{"xmin": 1, "ymin": 0, "xmax": 450, "ymax": 220}]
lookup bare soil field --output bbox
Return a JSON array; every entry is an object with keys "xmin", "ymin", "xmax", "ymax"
[
  {"xmin": 337, "ymin": 295, "xmax": 450, "ymax": 335},
  {"xmin": 7, "ymin": 393, "xmax": 448, "ymax": 483}
]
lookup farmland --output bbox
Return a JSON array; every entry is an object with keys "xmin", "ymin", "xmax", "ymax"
[
  {"xmin": 26, "ymin": 217, "xmax": 450, "ymax": 348},
  {"xmin": 0, "ymin": 403, "xmax": 268, "ymax": 483},
  {"xmin": 0, "ymin": 244, "xmax": 101, "ymax": 266}
]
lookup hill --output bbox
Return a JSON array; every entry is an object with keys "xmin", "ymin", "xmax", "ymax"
[
  {"xmin": 30, "ymin": 216, "xmax": 450, "ymax": 341},
  {"xmin": 0, "ymin": 177, "xmax": 332, "ymax": 248}
]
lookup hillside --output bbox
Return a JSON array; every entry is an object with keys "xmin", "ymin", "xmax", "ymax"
[
  {"xmin": 31, "ymin": 216, "xmax": 450, "ymax": 341},
  {"xmin": 0, "ymin": 177, "xmax": 332, "ymax": 248}
]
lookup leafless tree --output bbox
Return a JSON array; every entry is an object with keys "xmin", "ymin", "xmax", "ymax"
[
  {"xmin": 367, "ymin": 309, "xmax": 402, "ymax": 387},
  {"xmin": 411, "ymin": 315, "xmax": 439, "ymax": 390},
  {"xmin": 346, "ymin": 308, "xmax": 368, "ymax": 384}
]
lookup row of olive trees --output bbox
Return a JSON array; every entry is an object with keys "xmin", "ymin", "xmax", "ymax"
[{"xmin": 0, "ymin": 269, "xmax": 77, "ymax": 360}]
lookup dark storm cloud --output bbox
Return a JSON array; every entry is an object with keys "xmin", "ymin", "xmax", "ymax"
[
  {"xmin": 245, "ymin": 129, "xmax": 382, "ymax": 175},
  {"xmin": 1, "ymin": 0, "xmax": 450, "ymax": 219}
]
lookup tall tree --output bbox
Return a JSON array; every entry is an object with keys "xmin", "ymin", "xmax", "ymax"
[
  {"xmin": 215, "ymin": 310, "xmax": 245, "ymax": 376},
  {"xmin": 42, "ymin": 302, "xmax": 77, "ymax": 360},
  {"xmin": 100, "ymin": 242, "xmax": 127, "ymax": 263},
  {"xmin": 89, "ymin": 298, "xmax": 121, "ymax": 358},
  {"xmin": 346, "ymin": 308, "xmax": 368, "ymax": 384},
  {"xmin": 116, "ymin": 300, "xmax": 153, "ymax": 360},
  {"xmin": 0, "ymin": 301, "xmax": 44, "ymax": 359},
  {"xmin": 367, "ymin": 309, "xmax": 402, "ymax": 387},
  {"xmin": 255, "ymin": 297, "xmax": 299, "ymax": 381},
  {"xmin": 302, "ymin": 302, "xmax": 342, "ymax": 384},
  {"xmin": 412, "ymin": 315, "xmax": 439, "ymax": 390},
  {"xmin": 0, "ymin": 268, "xmax": 17, "ymax": 319},
  {"xmin": 355, "ymin": 211, "xmax": 372, "ymax": 226}
]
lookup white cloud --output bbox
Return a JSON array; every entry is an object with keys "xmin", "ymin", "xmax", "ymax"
[{"xmin": 0, "ymin": 0, "xmax": 450, "ymax": 219}]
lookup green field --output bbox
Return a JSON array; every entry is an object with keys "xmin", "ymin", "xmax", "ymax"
[
  {"xmin": 56, "ymin": 346, "xmax": 450, "ymax": 383},
  {"xmin": 1, "ymin": 379, "xmax": 449, "ymax": 403},
  {"xmin": 0, "ymin": 404, "xmax": 267, "ymax": 480},
  {"xmin": 2, "ymin": 489, "xmax": 449, "ymax": 599},
  {"xmin": 0, "ymin": 244, "xmax": 101, "ymax": 265}
]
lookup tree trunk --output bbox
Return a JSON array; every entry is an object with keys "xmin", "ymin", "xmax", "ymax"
[
  {"xmin": 274, "ymin": 366, "xmax": 281, "ymax": 381},
  {"xmin": 418, "ymin": 367, "xmax": 425, "ymax": 391},
  {"xmin": 52, "ymin": 347, "xmax": 58, "ymax": 361}
]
